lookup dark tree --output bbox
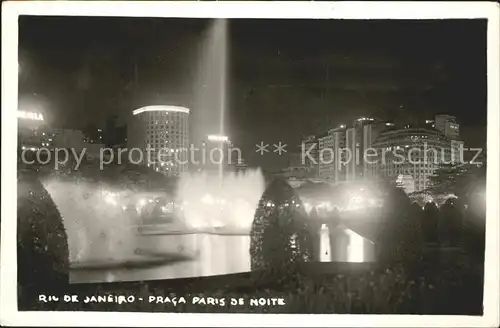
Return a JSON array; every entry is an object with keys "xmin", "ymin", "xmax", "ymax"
[
  {"xmin": 307, "ymin": 207, "xmax": 321, "ymax": 261},
  {"xmin": 422, "ymin": 202, "xmax": 440, "ymax": 244},
  {"xmin": 439, "ymin": 199, "xmax": 463, "ymax": 246},
  {"xmin": 377, "ymin": 186, "xmax": 423, "ymax": 266},
  {"xmin": 459, "ymin": 165, "xmax": 486, "ymax": 262},
  {"xmin": 17, "ymin": 172, "xmax": 69, "ymax": 309},
  {"xmin": 249, "ymin": 178, "xmax": 313, "ymax": 275},
  {"xmin": 411, "ymin": 202, "xmax": 423, "ymax": 215}
]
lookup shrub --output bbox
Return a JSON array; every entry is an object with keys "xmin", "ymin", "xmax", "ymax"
[
  {"xmin": 422, "ymin": 202, "xmax": 439, "ymax": 243},
  {"xmin": 17, "ymin": 172, "xmax": 69, "ymax": 308},
  {"xmin": 376, "ymin": 188, "xmax": 423, "ymax": 266},
  {"xmin": 250, "ymin": 178, "xmax": 313, "ymax": 278},
  {"xmin": 439, "ymin": 201, "xmax": 463, "ymax": 246}
]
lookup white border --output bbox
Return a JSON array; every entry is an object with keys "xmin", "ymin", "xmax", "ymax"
[{"xmin": 1, "ymin": 1, "xmax": 499, "ymax": 327}]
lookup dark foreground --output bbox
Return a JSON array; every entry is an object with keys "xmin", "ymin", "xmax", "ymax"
[{"xmin": 20, "ymin": 248, "xmax": 483, "ymax": 314}]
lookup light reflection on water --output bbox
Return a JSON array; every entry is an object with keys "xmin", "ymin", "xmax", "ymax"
[
  {"xmin": 70, "ymin": 226, "xmax": 375, "ymax": 284},
  {"xmin": 70, "ymin": 233, "xmax": 251, "ymax": 284},
  {"xmin": 43, "ymin": 178, "xmax": 375, "ymax": 284}
]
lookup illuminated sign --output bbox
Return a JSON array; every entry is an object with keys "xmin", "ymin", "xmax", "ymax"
[
  {"xmin": 207, "ymin": 135, "xmax": 229, "ymax": 142},
  {"xmin": 18, "ymin": 111, "xmax": 44, "ymax": 121}
]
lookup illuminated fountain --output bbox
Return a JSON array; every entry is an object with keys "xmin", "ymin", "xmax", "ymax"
[
  {"xmin": 42, "ymin": 19, "xmax": 267, "ymax": 282},
  {"xmin": 43, "ymin": 179, "xmax": 139, "ymax": 266},
  {"xmin": 183, "ymin": 18, "xmax": 266, "ymax": 232},
  {"xmin": 176, "ymin": 169, "xmax": 265, "ymax": 231}
]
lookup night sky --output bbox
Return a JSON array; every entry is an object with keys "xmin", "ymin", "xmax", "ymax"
[{"xmin": 18, "ymin": 17, "xmax": 487, "ymax": 169}]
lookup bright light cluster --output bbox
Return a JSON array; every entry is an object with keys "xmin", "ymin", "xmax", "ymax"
[
  {"xmin": 207, "ymin": 135, "xmax": 229, "ymax": 142},
  {"xmin": 132, "ymin": 105, "xmax": 190, "ymax": 115},
  {"xmin": 18, "ymin": 111, "xmax": 44, "ymax": 121}
]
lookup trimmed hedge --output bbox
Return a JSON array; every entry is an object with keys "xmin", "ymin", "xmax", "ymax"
[
  {"xmin": 249, "ymin": 178, "xmax": 313, "ymax": 280},
  {"xmin": 17, "ymin": 172, "xmax": 69, "ymax": 308}
]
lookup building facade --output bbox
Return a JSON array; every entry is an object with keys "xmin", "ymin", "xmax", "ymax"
[
  {"xmin": 318, "ymin": 126, "xmax": 346, "ymax": 182},
  {"xmin": 127, "ymin": 105, "xmax": 190, "ymax": 177},
  {"xmin": 17, "ymin": 110, "xmax": 53, "ymax": 151},
  {"xmin": 371, "ymin": 127, "xmax": 454, "ymax": 192},
  {"xmin": 345, "ymin": 117, "xmax": 389, "ymax": 181},
  {"xmin": 196, "ymin": 135, "xmax": 240, "ymax": 174},
  {"xmin": 301, "ymin": 135, "xmax": 319, "ymax": 177},
  {"xmin": 434, "ymin": 114, "xmax": 460, "ymax": 140}
]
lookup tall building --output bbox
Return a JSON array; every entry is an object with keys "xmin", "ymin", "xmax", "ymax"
[
  {"xmin": 197, "ymin": 134, "xmax": 240, "ymax": 174},
  {"xmin": 371, "ymin": 127, "xmax": 453, "ymax": 192},
  {"xmin": 301, "ymin": 135, "xmax": 319, "ymax": 177},
  {"xmin": 434, "ymin": 114, "xmax": 460, "ymax": 140},
  {"xmin": 345, "ymin": 117, "xmax": 388, "ymax": 181},
  {"xmin": 279, "ymin": 152, "xmax": 311, "ymax": 179},
  {"xmin": 362, "ymin": 121, "xmax": 392, "ymax": 178},
  {"xmin": 318, "ymin": 126, "xmax": 346, "ymax": 182},
  {"xmin": 450, "ymin": 139, "xmax": 465, "ymax": 165},
  {"xmin": 17, "ymin": 110, "xmax": 53, "ymax": 151},
  {"xmin": 345, "ymin": 127, "xmax": 357, "ymax": 181},
  {"xmin": 127, "ymin": 105, "xmax": 190, "ymax": 177}
]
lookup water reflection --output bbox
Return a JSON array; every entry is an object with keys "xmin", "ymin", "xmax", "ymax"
[
  {"xmin": 313, "ymin": 223, "xmax": 375, "ymax": 263},
  {"xmin": 70, "ymin": 224, "xmax": 375, "ymax": 284},
  {"xmin": 70, "ymin": 233, "xmax": 251, "ymax": 283}
]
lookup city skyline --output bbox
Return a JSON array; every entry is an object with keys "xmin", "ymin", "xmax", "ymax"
[{"xmin": 18, "ymin": 17, "xmax": 487, "ymax": 170}]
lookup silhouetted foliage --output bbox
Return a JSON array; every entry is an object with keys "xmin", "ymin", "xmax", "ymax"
[
  {"xmin": 422, "ymin": 202, "xmax": 440, "ymax": 243},
  {"xmin": 379, "ymin": 186, "xmax": 411, "ymax": 228},
  {"xmin": 459, "ymin": 165, "xmax": 486, "ymax": 262},
  {"xmin": 250, "ymin": 178, "xmax": 313, "ymax": 277},
  {"xmin": 17, "ymin": 172, "xmax": 69, "ymax": 308},
  {"xmin": 439, "ymin": 201, "xmax": 463, "ymax": 246},
  {"xmin": 377, "ymin": 187, "xmax": 422, "ymax": 266},
  {"xmin": 410, "ymin": 202, "xmax": 422, "ymax": 216}
]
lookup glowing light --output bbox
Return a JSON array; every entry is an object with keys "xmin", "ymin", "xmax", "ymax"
[
  {"xmin": 213, "ymin": 221, "xmax": 225, "ymax": 228},
  {"xmin": 177, "ymin": 170, "xmax": 265, "ymax": 231},
  {"xmin": 132, "ymin": 105, "xmax": 190, "ymax": 115},
  {"xmin": 207, "ymin": 135, "xmax": 229, "ymax": 142},
  {"xmin": 339, "ymin": 124, "xmax": 346, "ymax": 129},
  {"xmin": 320, "ymin": 224, "xmax": 331, "ymax": 262},
  {"xmin": 201, "ymin": 194, "xmax": 215, "ymax": 205},
  {"xmin": 346, "ymin": 229, "xmax": 364, "ymax": 263},
  {"xmin": 356, "ymin": 117, "xmax": 374, "ymax": 122},
  {"xmin": 104, "ymin": 195, "xmax": 117, "ymax": 206},
  {"xmin": 17, "ymin": 111, "xmax": 44, "ymax": 121},
  {"xmin": 138, "ymin": 199, "xmax": 147, "ymax": 207}
]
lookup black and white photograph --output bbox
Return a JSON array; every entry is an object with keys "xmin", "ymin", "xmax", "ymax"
[{"xmin": 1, "ymin": 1, "xmax": 499, "ymax": 327}]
